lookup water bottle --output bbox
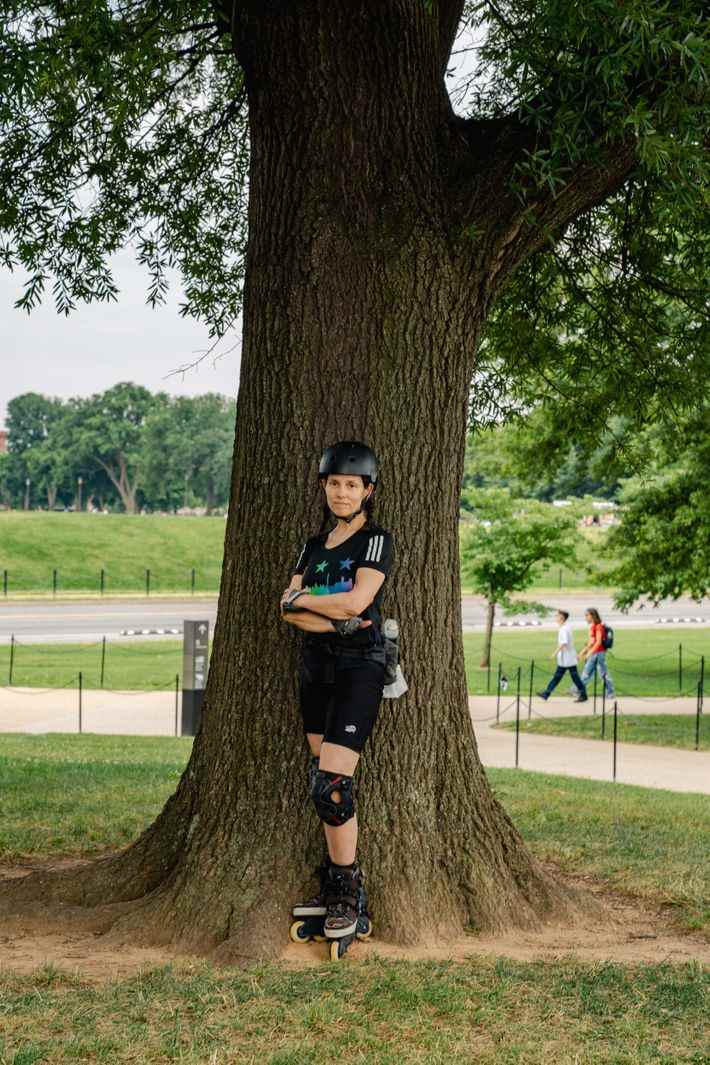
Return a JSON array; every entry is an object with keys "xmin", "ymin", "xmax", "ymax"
[{"xmin": 383, "ymin": 618, "xmax": 399, "ymax": 685}]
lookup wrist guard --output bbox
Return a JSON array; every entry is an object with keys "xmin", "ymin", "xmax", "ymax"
[
  {"xmin": 332, "ymin": 617, "xmax": 363, "ymax": 637},
  {"xmin": 283, "ymin": 589, "xmax": 307, "ymax": 613}
]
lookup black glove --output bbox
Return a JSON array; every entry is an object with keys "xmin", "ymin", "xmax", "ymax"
[{"xmin": 332, "ymin": 617, "xmax": 364, "ymax": 637}]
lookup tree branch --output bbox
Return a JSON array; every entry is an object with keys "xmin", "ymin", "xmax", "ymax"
[{"xmin": 445, "ymin": 112, "xmax": 638, "ymax": 299}]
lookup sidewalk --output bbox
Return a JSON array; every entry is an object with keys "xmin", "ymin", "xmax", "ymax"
[
  {"xmin": 0, "ymin": 687, "xmax": 178, "ymax": 736},
  {"xmin": 470, "ymin": 695, "xmax": 709, "ymax": 794},
  {"xmin": 1, "ymin": 687, "xmax": 707, "ymax": 795}
]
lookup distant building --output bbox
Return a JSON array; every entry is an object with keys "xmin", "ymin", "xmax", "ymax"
[{"xmin": 0, "ymin": 429, "xmax": 7, "ymax": 453}]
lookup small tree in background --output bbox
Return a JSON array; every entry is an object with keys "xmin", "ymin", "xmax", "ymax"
[{"xmin": 461, "ymin": 490, "xmax": 579, "ymax": 667}]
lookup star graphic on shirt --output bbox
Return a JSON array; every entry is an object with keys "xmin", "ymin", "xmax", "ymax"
[
  {"xmin": 315, "ymin": 561, "xmax": 328, "ymax": 574},
  {"xmin": 340, "ymin": 558, "xmax": 354, "ymax": 572}
]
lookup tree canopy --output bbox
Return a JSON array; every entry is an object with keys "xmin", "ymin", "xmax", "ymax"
[
  {"xmin": 607, "ymin": 410, "xmax": 710, "ymax": 607},
  {"xmin": 2, "ymin": 1, "xmax": 707, "ymax": 413},
  {"xmin": 1, "ymin": 386, "xmax": 235, "ymax": 512}
]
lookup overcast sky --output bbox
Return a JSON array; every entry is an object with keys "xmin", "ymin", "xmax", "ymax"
[{"xmin": 0, "ymin": 252, "xmax": 242, "ymax": 427}]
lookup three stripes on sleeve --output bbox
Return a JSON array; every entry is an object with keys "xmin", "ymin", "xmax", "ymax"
[{"xmin": 364, "ymin": 534, "xmax": 385, "ymax": 563}]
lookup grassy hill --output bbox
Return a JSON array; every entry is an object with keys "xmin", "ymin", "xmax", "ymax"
[
  {"xmin": 0, "ymin": 512, "xmax": 226, "ymax": 595},
  {"xmin": 1, "ymin": 511, "xmax": 612, "ymax": 597}
]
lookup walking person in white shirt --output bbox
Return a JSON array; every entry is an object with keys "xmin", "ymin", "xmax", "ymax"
[{"xmin": 537, "ymin": 609, "xmax": 588, "ymax": 703}]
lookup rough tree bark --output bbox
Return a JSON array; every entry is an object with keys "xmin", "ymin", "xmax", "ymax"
[{"xmin": 1, "ymin": 1, "xmax": 636, "ymax": 959}]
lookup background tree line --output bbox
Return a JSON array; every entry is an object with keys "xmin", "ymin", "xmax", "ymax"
[{"xmin": 0, "ymin": 383, "xmax": 235, "ymax": 514}]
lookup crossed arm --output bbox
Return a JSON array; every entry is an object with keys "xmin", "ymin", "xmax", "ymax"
[{"xmin": 280, "ymin": 569, "xmax": 385, "ymax": 633}]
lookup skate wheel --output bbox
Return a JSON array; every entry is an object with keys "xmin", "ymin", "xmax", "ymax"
[
  {"xmin": 357, "ymin": 919, "xmax": 372, "ymax": 941},
  {"xmin": 312, "ymin": 934, "xmax": 326, "ymax": 943},
  {"xmin": 289, "ymin": 920, "xmax": 311, "ymax": 944},
  {"xmin": 329, "ymin": 939, "xmax": 342, "ymax": 961}
]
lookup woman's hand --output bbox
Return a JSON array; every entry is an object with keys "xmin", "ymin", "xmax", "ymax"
[
  {"xmin": 281, "ymin": 589, "xmax": 308, "ymax": 613},
  {"xmin": 280, "ymin": 588, "xmax": 293, "ymax": 610}
]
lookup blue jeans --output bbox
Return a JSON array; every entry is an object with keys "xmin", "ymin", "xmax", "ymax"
[
  {"xmin": 581, "ymin": 652, "xmax": 614, "ymax": 696},
  {"xmin": 543, "ymin": 665, "xmax": 586, "ymax": 698}
]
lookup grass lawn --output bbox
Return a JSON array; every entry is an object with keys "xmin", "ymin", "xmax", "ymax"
[
  {"xmin": 1, "ymin": 734, "xmax": 708, "ymax": 935},
  {"xmin": 2, "ymin": 734, "xmax": 708, "ymax": 1063},
  {"xmin": 2, "ymin": 628, "xmax": 708, "ymax": 697},
  {"xmin": 0, "ymin": 639, "xmax": 187, "ymax": 690},
  {"xmin": 498, "ymin": 713, "xmax": 710, "ymax": 752},
  {"xmin": 463, "ymin": 627, "xmax": 710, "ymax": 697},
  {"xmin": 0, "ymin": 957, "xmax": 706, "ymax": 1065},
  {"xmin": 0, "ymin": 734, "xmax": 191, "ymax": 858},
  {"xmin": 0, "ymin": 512, "xmax": 225, "ymax": 595}
]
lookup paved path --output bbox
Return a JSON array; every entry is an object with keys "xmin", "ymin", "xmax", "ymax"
[
  {"xmin": 0, "ymin": 686, "xmax": 707, "ymax": 795},
  {"xmin": 0, "ymin": 687, "xmax": 180, "ymax": 737},
  {"xmin": 471, "ymin": 695, "xmax": 709, "ymax": 794},
  {"xmin": 2, "ymin": 592, "xmax": 710, "ymax": 643}
]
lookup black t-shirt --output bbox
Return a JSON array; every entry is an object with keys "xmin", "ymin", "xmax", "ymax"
[{"xmin": 294, "ymin": 522, "xmax": 395, "ymax": 649}]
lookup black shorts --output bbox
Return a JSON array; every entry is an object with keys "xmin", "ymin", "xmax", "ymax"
[{"xmin": 299, "ymin": 644, "xmax": 386, "ymax": 753}]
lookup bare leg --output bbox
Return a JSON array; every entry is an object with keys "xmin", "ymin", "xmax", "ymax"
[{"xmin": 306, "ymin": 732, "xmax": 323, "ymax": 758}]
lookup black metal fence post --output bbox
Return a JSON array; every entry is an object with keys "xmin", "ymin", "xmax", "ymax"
[
  {"xmin": 496, "ymin": 662, "xmax": 502, "ymax": 723},
  {"xmin": 191, "ymin": 568, "xmax": 196, "ymax": 596},
  {"xmin": 593, "ymin": 668, "xmax": 598, "ymax": 715},
  {"xmin": 52, "ymin": 568, "xmax": 58, "ymax": 597},
  {"xmin": 700, "ymin": 656, "xmax": 705, "ymax": 713},
  {"xmin": 612, "ymin": 699, "xmax": 618, "ymax": 781},
  {"xmin": 515, "ymin": 666, "xmax": 521, "ymax": 768},
  {"xmin": 100, "ymin": 568, "xmax": 105, "ymax": 595},
  {"xmin": 78, "ymin": 671, "xmax": 83, "ymax": 733},
  {"xmin": 3, "ymin": 569, "xmax": 8, "ymax": 597},
  {"xmin": 145, "ymin": 568, "xmax": 151, "ymax": 596},
  {"xmin": 486, "ymin": 658, "xmax": 491, "ymax": 695},
  {"xmin": 678, "ymin": 643, "xmax": 683, "ymax": 693},
  {"xmin": 100, "ymin": 636, "xmax": 106, "ymax": 689},
  {"xmin": 9, "ymin": 634, "xmax": 15, "ymax": 685},
  {"xmin": 601, "ymin": 686, "xmax": 606, "ymax": 738},
  {"xmin": 528, "ymin": 659, "xmax": 534, "ymax": 720},
  {"xmin": 175, "ymin": 674, "xmax": 180, "ymax": 736},
  {"xmin": 558, "ymin": 568, "xmax": 562, "ymax": 589},
  {"xmin": 696, "ymin": 682, "xmax": 702, "ymax": 751}
]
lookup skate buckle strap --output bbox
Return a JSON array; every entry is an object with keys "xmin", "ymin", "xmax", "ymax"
[{"xmin": 326, "ymin": 870, "xmax": 360, "ymax": 911}]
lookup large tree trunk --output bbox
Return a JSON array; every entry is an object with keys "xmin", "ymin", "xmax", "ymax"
[{"xmin": 0, "ymin": 3, "xmax": 578, "ymax": 958}]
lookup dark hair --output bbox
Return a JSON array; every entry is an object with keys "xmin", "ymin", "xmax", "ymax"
[
  {"xmin": 317, "ymin": 475, "xmax": 375, "ymax": 535},
  {"xmin": 587, "ymin": 607, "xmax": 602, "ymax": 625},
  {"xmin": 557, "ymin": 609, "xmax": 570, "ymax": 621}
]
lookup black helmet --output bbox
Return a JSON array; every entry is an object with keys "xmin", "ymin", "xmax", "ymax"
[{"xmin": 318, "ymin": 441, "xmax": 378, "ymax": 485}]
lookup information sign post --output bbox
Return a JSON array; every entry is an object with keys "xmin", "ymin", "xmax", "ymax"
[{"xmin": 182, "ymin": 619, "xmax": 209, "ymax": 736}]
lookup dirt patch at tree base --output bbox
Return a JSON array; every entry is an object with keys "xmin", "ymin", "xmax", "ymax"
[{"xmin": 1, "ymin": 861, "xmax": 707, "ymax": 980}]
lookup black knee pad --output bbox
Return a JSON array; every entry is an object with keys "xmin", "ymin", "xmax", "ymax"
[{"xmin": 310, "ymin": 769, "xmax": 355, "ymax": 826}]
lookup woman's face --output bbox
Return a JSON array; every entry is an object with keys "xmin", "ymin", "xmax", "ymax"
[
  {"xmin": 585, "ymin": 611, "xmax": 593, "ymax": 623},
  {"xmin": 322, "ymin": 475, "xmax": 372, "ymax": 517}
]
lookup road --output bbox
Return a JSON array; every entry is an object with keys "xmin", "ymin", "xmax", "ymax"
[{"xmin": 1, "ymin": 592, "xmax": 710, "ymax": 643}]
